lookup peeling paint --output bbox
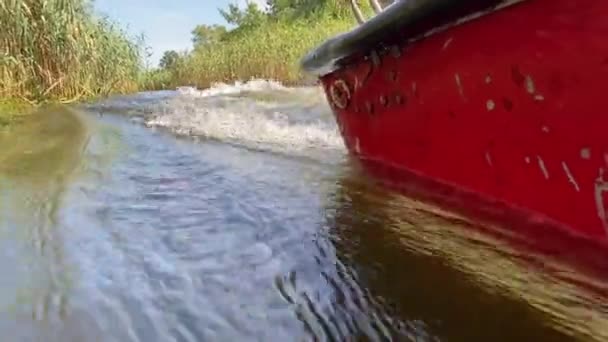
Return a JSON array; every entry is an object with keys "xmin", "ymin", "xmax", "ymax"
[
  {"xmin": 581, "ymin": 148, "xmax": 591, "ymax": 160},
  {"xmin": 354, "ymin": 138, "xmax": 361, "ymax": 154},
  {"xmin": 562, "ymin": 162, "xmax": 580, "ymax": 192},
  {"xmin": 534, "ymin": 94, "xmax": 545, "ymax": 101},
  {"xmin": 537, "ymin": 156, "xmax": 549, "ymax": 179},
  {"xmin": 525, "ymin": 75, "xmax": 536, "ymax": 94},
  {"xmin": 394, "ymin": 94, "xmax": 404, "ymax": 105},
  {"xmin": 454, "ymin": 73, "xmax": 465, "ymax": 99},
  {"xmin": 485, "ymin": 75, "xmax": 492, "ymax": 84},
  {"xmin": 525, "ymin": 156, "xmax": 531, "ymax": 164},
  {"xmin": 542, "ymin": 126, "xmax": 550, "ymax": 133},
  {"xmin": 485, "ymin": 152, "xmax": 493, "ymax": 167},
  {"xmin": 486, "ymin": 99, "xmax": 495, "ymax": 111},
  {"xmin": 442, "ymin": 37, "xmax": 453, "ymax": 50},
  {"xmin": 379, "ymin": 95, "xmax": 387, "ymax": 106},
  {"xmin": 595, "ymin": 168, "xmax": 608, "ymax": 234}
]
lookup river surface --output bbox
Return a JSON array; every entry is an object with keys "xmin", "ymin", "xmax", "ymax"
[{"xmin": 1, "ymin": 80, "xmax": 608, "ymax": 342}]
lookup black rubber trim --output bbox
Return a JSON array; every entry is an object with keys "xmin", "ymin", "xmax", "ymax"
[{"xmin": 300, "ymin": 0, "xmax": 524, "ymax": 76}]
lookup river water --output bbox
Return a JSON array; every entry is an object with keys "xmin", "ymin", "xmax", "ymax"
[{"xmin": 1, "ymin": 80, "xmax": 608, "ymax": 342}]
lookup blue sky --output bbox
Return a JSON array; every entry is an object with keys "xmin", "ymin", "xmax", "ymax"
[{"xmin": 94, "ymin": 0, "xmax": 266, "ymax": 67}]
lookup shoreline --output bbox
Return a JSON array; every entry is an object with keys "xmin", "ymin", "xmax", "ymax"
[{"xmin": 0, "ymin": 100, "xmax": 35, "ymax": 128}]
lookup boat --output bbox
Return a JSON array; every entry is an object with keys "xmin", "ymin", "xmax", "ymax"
[{"xmin": 300, "ymin": 0, "xmax": 608, "ymax": 246}]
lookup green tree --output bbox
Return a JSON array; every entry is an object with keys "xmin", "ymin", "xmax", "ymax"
[
  {"xmin": 191, "ymin": 24, "xmax": 228, "ymax": 47},
  {"xmin": 159, "ymin": 50, "xmax": 180, "ymax": 69},
  {"xmin": 219, "ymin": 1, "xmax": 266, "ymax": 29},
  {"xmin": 265, "ymin": 0, "xmax": 351, "ymax": 19}
]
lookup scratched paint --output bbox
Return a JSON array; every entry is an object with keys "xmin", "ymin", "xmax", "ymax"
[
  {"xmin": 581, "ymin": 148, "xmax": 591, "ymax": 160},
  {"xmin": 454, "ymin": 73, "xmax": 465, "ymax": 99},
  {"xmin": 315, "ymin": 0, "xmax": 608, "ymax": 241},
  {"xmin": 562, "ymin": 162, "xmax": 580, "ymax": 192},
  {"xmin": 486, "ymin": 99, "xmax": 495, "ymax": 111},
  {"xmin": 537, "ymin": 156, "xmax": 549, "ymax": 179},
  {"xmin": 595, "ymin": 168, "xmax": 608, "ymax": 234},
  {"xmin": 379, "ymin": 95, "xmax": 387, "ymax": 106},
  {"xmin": 442, "ymin": 37, "xmax": 454, "ymax": 50},
  {"xmin": 525, "ymin": 75, "xmax": 536, "ymax": 94},
  {"xmin": 485, "ymin": 151, "xmax": 493, "ymax": 167}
]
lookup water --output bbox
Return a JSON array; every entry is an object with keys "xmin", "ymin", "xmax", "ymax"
[{"xmin": 1, "ymin": 80, "xmax": 607, "ymax": 341}]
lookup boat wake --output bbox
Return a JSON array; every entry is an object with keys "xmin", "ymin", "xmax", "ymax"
[{"xmin": 143, "ymin": 80, "xmax": 346, "ymax": 162}]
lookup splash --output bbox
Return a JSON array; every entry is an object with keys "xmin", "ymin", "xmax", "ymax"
[
  {"xmin": 177, "ymin": 79, "xmax": 290, "ymax": 98},
  {"xmin": 145, "ymin": 80, "xmax": 346, "ymax": 160}
]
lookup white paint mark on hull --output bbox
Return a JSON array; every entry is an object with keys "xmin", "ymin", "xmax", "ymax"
[
  {"xmin": 485, "ymin": 152, "xmax": 493, "ymax": 167},
  {"xmin": 442, "ymin": 37, "xmax": 453, "ymax": 50},
  {"xmin": 454, "ymin": 73, "xmax": 465, "ymax": 100},
  {"xmin": 525, "ymin": 75, "xmax": 536, "ymax": 94},
  {"xmin": 581, "ymin": 148, "xmax": 591, "ymax": 160},
  {"xmin": 537, "ymin": 156, "xmax": 549, "ymax": 179},
  {"xmin": 486, "ymin": 99, "xmax": 495, "ymax": 111},
  {"xmin": 595, "ymin": 168, "xmax": 608, "ymax": 235},
  {"xmin": 561, "ymin": 162, "xmax": 580, "ymax": 192}
]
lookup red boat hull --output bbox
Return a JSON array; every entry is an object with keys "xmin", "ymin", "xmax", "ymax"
[{"xmin": 319, "ymin": 0, "xmax": 608, "ymax": 242}]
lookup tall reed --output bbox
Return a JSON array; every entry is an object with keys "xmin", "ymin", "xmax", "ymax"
[
  {"xmin": 0, "ymin": 0, "xmax": 144, "ymax": 103},
  {"xmin": 164, "ymin": 2, "xmax": 368, "ymax": 89}
]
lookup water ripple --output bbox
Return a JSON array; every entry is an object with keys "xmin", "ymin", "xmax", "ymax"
[{"xmin": 1, "ymin": 88, "xmax": 606, "ymax": 342}]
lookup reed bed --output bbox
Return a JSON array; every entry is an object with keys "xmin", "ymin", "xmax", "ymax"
[
  {"xmin": 0, "ymin": 0, "xmax": 144, "ymax": 103},
  {"xmin": 165, "ymin": 5, "xmax": 363, "ymax": 89}
]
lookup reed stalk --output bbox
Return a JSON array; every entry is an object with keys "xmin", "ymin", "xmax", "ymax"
[
  {"xmin": 0, "ymin": 0, "xmax": 144, "ymax": 103},
  {"xmin": 160, "ymin": 1, "xmax": 371, "ymax": 89}
]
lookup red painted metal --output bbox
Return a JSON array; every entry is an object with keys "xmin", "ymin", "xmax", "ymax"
[{"xmin": 318, "ymin": 0, "xmax": 608, "ymax": 243}]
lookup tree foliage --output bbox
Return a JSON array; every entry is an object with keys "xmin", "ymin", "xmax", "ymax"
[
  {"xmin": 219, "ymin": 2, "xmax": 266, "ymax": 29},
  {"xmin": 159, "ymin": 50, "xmax": 180, "ymax": 69},
  {"xmin": 265, "ymin": 0, "xmax": 353, "ymax": 19},
  {"xmin": 191, "ymin": 24, "xmax": 228, "ymax": 47}
]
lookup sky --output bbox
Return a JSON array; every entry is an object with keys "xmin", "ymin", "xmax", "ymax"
[{"xmin": 94, "ymin": 0, "xmax": 266, "ymax": 67}]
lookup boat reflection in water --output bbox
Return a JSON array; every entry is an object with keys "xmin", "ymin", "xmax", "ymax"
[{"xmin": 322, "ymin": 166, "xmax": 608, "ymax": 341}]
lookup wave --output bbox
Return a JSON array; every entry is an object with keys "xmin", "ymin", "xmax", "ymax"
[{"xmin": 145, "ymin": 79, "xmax": 346, "ymax": 160}]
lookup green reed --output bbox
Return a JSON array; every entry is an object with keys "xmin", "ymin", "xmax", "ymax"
[
  {"xmin": 164, "ymin": 6, "xmax": 363, "ymax": 89},
  {"xmin": 0, "ymin": 0, "xmax": 144, "ymax": 103}
]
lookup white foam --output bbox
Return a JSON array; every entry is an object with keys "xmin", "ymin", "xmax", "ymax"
[
  {"xmin": 177, "ymin": 79, "xmax": 290, "ymax": 98},
  {"xmin": 146, "ymin": 80, "xmax": 345, "ymax": 159}
]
